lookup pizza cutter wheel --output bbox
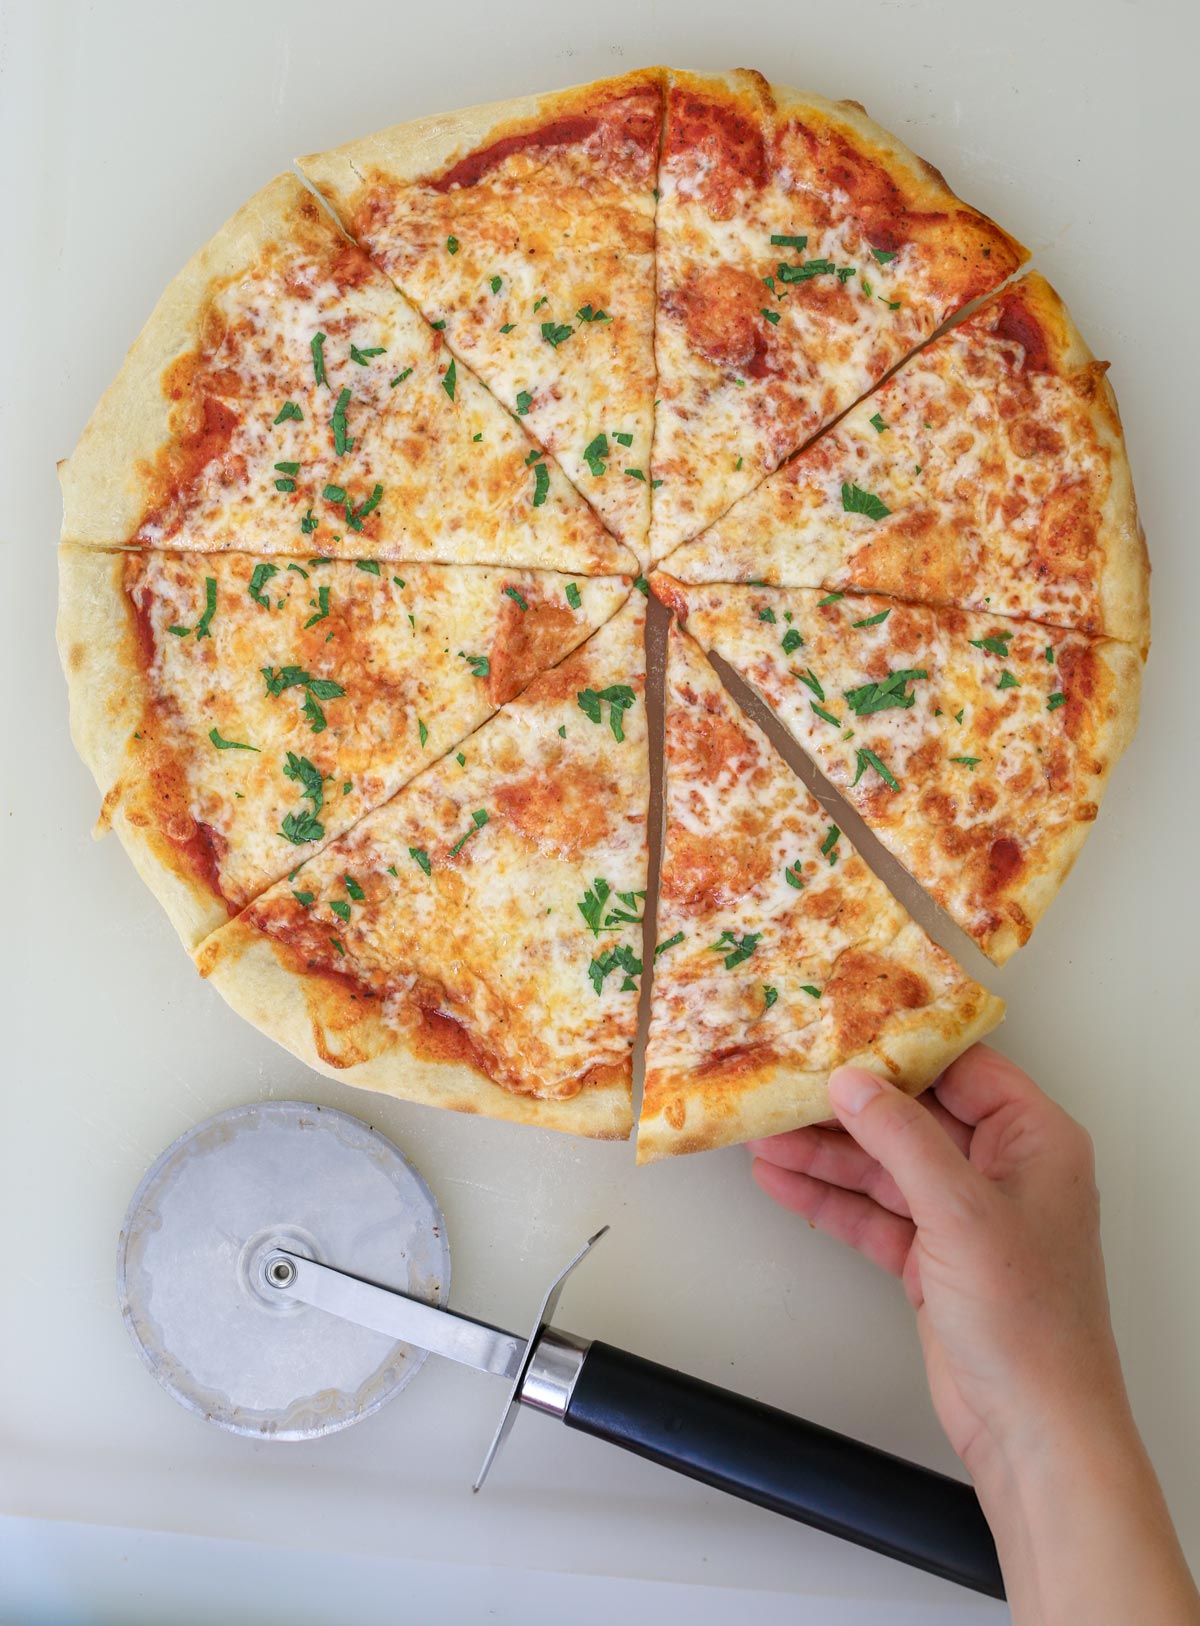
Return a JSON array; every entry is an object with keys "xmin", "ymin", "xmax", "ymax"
[{"xmin": 117, "ymin": 1101, "xmax": 1004, "ymax": 1598}]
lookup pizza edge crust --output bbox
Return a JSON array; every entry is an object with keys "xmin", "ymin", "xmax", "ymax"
[
  {"xmin": 56, "ymin": 545, "xmax": 232, "ymax": 947},
  {"xmin": 59, "ymin": 173, "xmax": 314, "ymax": 548},
  {"xmin": 637, "ymin": 923, "xmax": 1006, "ymax": 1161},
  {"xmin": 197, "ymin": 920, "xmax": 634, "ymax": 1140}
]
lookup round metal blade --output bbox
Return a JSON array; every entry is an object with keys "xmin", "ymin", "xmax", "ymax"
[{"xmin": 117, "ymin": 1101, "xmax": 449, "ymax": 1440}]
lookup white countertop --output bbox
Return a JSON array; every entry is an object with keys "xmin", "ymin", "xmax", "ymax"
[{"xmin": 2, "ymin": 0, "xmax": 1196, "ymax": 1620}]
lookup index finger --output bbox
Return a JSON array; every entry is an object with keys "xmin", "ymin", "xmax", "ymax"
[{"xmin": 934, "ymin": 1043, "xmax": 1047, "ymax": 1126}]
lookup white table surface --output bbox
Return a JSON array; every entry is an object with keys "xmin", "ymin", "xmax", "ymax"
[{"xmin": 2, "ymin": 1, "xmax": 1196, "ymax": 1621}]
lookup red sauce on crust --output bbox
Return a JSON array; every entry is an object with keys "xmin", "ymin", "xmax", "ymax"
[
  {"xmin": 993, "ymin": 295, "xmax": 1052, "ymax": 373},
  {"xmin": 665, "ymin": 89, "xmax": 768, "ymax": 203}
]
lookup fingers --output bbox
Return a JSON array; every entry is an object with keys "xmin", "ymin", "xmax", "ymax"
[
  {"xmin": 933, "ymin": 1043, "xmax": 1046, "ymax": 1127},
  {"xmin": 751, "ymin": 1158, "xmax": 915, "ymax": 1277},
  {"xmin": 746, "ymin": 1126, "xmax": 913, "ymax": 1218},
  {"xmin": 828, "ymin": 1066, "xmax": 983, "ymax": 1229}
]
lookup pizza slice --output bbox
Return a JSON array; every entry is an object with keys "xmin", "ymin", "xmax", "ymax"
[
  {"xmin": 654, "ymin": 576, "xmax": 1142, "ymax": 965},
  {"xmin": 659, "ymin": 273, "xmax": 1149, "ymax": 650},
  {"xmin": 60, "ymin": 173, "xmax": 629, "ymax": 574},
  {"xmin": 649, "ymin": 69, "xmax": 1027, "ymax": 561},
  {"xmin": 639, "ymin": 619, "xmax": 1002, "ymax": 1161},
  {"xmin": 299, "ymin": 70, "xmax": 663, "ymax": 560},
  {"xmin": 58, "ymin": 544, "xmax": 628, "ymax": 947},
  {"xmin": 195, "ymin": 598, "xmax": 649, "ymax": 1138}
]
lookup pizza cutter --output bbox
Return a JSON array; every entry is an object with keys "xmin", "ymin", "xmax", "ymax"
[{"xmin": 118, "ymin": 1101, "xmax": 1004, "ymax": 1599}]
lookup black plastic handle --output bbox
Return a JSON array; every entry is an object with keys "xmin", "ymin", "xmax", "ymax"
[{"xmin": 564, "ymin": 1341, "xmax": 1004, "ymax": 1600}]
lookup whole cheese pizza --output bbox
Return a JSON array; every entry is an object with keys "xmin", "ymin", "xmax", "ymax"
[{"xmin": 57, "ymin": 68, "xmax": 1149, "ymax": 1158}]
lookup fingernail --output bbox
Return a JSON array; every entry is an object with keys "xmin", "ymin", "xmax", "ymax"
[{"xmin": 829, "ymin": 1067, "xmax": 883, "ymax": 1115}]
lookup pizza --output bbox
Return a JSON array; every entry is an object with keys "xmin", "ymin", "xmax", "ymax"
[
  {"xmin": 660, "ymin": 272, "xmax": 1150, "ymax": 650},
  {"xmin": 58, "ymin": 69, "xmax": 1148, "ymax": 1155},
  {"xmin": 196, "ymin": 599, "xmax": 648, "ymax": 1138},
  {"xmin": 58, "ymin": 546, "xmax": 626, "ymax": 947},
  {"xmin": 649, "ymin": 69, "xmax": 1027, "ymax": 561},
  {"xmin": 299, "ymin": 70, "xmax": 661, "ymax": 561},
  {"xmin": 640, "ymin": 620, "xmax": 1003, "ymax": 1160},
  {"xmin": 652, "ymin": 577, "xmax": 1141, "ymax": 965}
]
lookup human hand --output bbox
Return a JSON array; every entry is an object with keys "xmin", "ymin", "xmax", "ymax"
[{"xmin": 748, "ymin": 1044, "xmax": 1200, "ymax": 1623}]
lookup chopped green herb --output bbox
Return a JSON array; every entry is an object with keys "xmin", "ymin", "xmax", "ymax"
[
  {"xmin": 194, "ymin": 577, "xmax": 217, "ymax": 640},
  {"xmin": 304, "ymin": 585, "xmax": 331, "ymax": 628},
  {"xmin": 841, "ymin": 482, "xmax": 891, "ymax": 521},
  {"xmin": 951, "ymin": 756, "xmax": 982, "ymax": 769},
  {"xmin": 287, "ymin": 563, "xmax": 308, "ymax": 579},
  {"xmin": 1045, "ymin": 646, "xmax": 1055, "ymax": 663},
  {"xmin": 248, "ymin": 562, "xmax": 279, "ymax": 608},
  {"xmin": 758, "ymin": 606, "xmax": 777, "ymax": 624},
  {"xmin": 330, "ymin": 899, "xmax": 351, "ymax": 923},
  {"xmin": 770, "ymin": 234, "xmax": 808, "ymax": 250},
  {"xmin": 322, "ymin": 484, "xmax": 347, "ymax": 504},
  {"xmin": 344, "ymin": 874, "xmax": 364, "ymax": 901},
  {"xmin": 624, "ymin": 467, "xmax": 647, "ymax": 481},
  {"xmin": 458, "ymin": 652, "xmax": 490, "ymax": 679},
  {"xmin": 390, "ymin": 367, "xmax": 414, "ymax": 388},
  {"xmin": 503, "ymin": 585, "xmax": 529, "ymax": 611},
  {"xmin": 852, "ymin": 746, "xmax": 900, "ymax": 792},
  {"xmin": 633, "ymin": 576, "xmax": 650, "ymax": 596},
  {"xmin": 490, "ymin": 275, "xmax": 502, "ymax": 293},
  {"xmin": 709, "ymin": 929, "xmax": 761, "ymax": 970},
  {"xmin": 577, "ymin": 683, "xmax": 636, "ymax": 742},
  {"xmin": 274, "ymin": 400, "xmax": 303, "ymax": 424},
  {"xmin": 852, "ymin": 607, "xmax": 891, "ymax": 628},
  {"xmin": 613, "ymin": 431, "xmax": 634, "ymax": 447},
  {"xmin": 311, "ymin": 331, "xmax": 328, "ymax": 386},
  {"xmin": 1047, "ymin": 691, "xmax": 1067, "ymax": 711},
  {"xmin": 763, "ymin": 985, "xmax": 779, "ymax": 1010},
  {"xmin": 209, "ymin": 727, "xmax": 258, "ymax": 752},
  {"xmin": 449, "ymin": 808, "xmax": 489, "ymax": 857},
  {"xmin": 418, "ymin": 719, "xmax": 428, "ymax": 747},
  {"xmin": 356, "ymin": 559, "xmax": 381, "ymax": 576},
  {"xmin": 441, "ymin": 359, "xmax": 457, "ymax": 401},
  {"xmin": 997, "ymin": 670, "xmax": 1020, "ymax": 690},
  {"xmin": 969, "ymin": 632, "xmax": 1012, "ymax": 657},
  {"xmin": 587, "ymin": 942, "xmax": 642, "ymax": 995},
  {"xmin": 329, "ymin": 937, "xmax": 346, "ymax": 956},
  {"xmin": 301, "ymin": 509, "xmax": 319, "ymax": 535},
  {"xmin": 781, "ymin": 627, "xmax": 804, "ymax": 654},
  {"xmin": 583, "ymin": 432, "xmax": 609, "ymax": 477},
  {"xmin": 282, "ymin": 752, "xmax": 324, "ymax": 814},
  {"xmin": 532, "ymin": 461, "xmax": 550, "ymax": 506},
  {"xmin": 541, "ymin": 321, "xmax": 573, "ymax": 348},
  {"xmin": 350, "ymin": 344, "xmax": 385, "ymax": 365},
  {"xmin": 654, "ymin": 930, "xmax": 685, "ymax": 959},
  {"xmin": 795, "ymin": 668, "xmax": 825, "ymax": 701},
  {"xmin": 167, "ymin": 624, "xmax": 190, "ymax": 637},
  {"xmin": 870, "ymin": 247, "xmax": 898, "ymax": 264},
  {"xmin": 784, "ymin": 860, "xmax": 805, "ymax": 889},
  {"xmin": 811, "ymin": 702, "xmax": 842, "ymax": 728},
  {"xmin": 821, "ymin": 825, "xmax": 841, "ymax": 864},
  {"xmin": 844, "ymin": 668, "xmax": 927, "ymax": 716},
  {"xmin": 280, "ymin": 810, "xmax": 324, "ymax": 845},
  {"xmin": 409, "ymin": 847, "xmax": 431, "ymax": 875},
  {"xmin": 761, "ymin": 307, "xmax": 781, "ymax": 325},
  {"xmin": 800, "ymin": 985, "xmax": 822, "ymax": 1000},
  {"xmin": 515, "ymin": 389, "xmax": 534, "ymax": 416},
  {"xmin": 577, "ymin": 304, "xmax": 611, "ymax": 323},
  {"xmin": 869, "ymin": 412, "xmax": 888, "ymax": 433},
  {"xmin": 566, "ymin": 582, "xmax": 582, "ymax": 609},
  {"xmin": 499, "ymin": 323, "xmax": 516, "ymax": 333},
  {"xmin": 817, "ymin": 591, "xmax": 844, "ymax": 606},
  {"xmin": 446, "ymin": 235, "xmax": 459, "ymax": 255},
  {"xmin": 292, "ymin": 890, "xmax": 314, "ymax": 908}
]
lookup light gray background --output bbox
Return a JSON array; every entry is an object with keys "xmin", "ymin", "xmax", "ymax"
[{"xmin": 2, "ymin": 1, "xmax": 1196, "ymax": 1621}]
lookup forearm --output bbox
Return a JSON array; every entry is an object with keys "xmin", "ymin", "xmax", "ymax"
[{"xmin": 975, "ymin": 1406, "xmax": 1200, "ymax": 1625}]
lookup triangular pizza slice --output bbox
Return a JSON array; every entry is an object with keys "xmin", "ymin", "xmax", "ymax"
[
  {"xmin": 654, "ymin": 576, "xmax": 1142, "ymax": 965},
  {"xmin": 196, "ymin": 598, "xmax": 649, "ymax": 1139},
  {"xmin": 649, "ymin": 69, "xmax": 1027, "ymax": 561},
  {"xmin": 639, "ymin": 618, "xmax": 1002, "ymax": 1161},
  {"xmin": 60, "ymin": 174, "xmax": 629, "ymax": 574},
  {"xmin": 660, "ymin": 273, "xmax": 1149, "ymax": 650},
  {"xmin": 58, "ymin": 544, "xmax": 628, "ymax": 947},
  {"xmin": 300, "ymin": 70, "xmax": 662, "ymax": 561}
]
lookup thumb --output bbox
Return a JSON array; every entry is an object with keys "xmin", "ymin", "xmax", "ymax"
[{"xmin": 828, "ymin": 1066, "xmax": 981, "ymax": 1229}]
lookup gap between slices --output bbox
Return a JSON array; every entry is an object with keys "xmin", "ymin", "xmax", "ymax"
[{"xmin": 638, "ymin": 616, "xmax": 1003, "ymax": 1161}]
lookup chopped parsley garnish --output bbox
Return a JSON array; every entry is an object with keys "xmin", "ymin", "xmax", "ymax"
[
  {"xmin": 758, "ymin": 606, "xmax": 776, "ymax": 623},
  {"xmin": 261, "ymin": 666, "xmax": 345, "ymax": 733},
  {"xmin": 431, "ymin": 320, "xmax": 446, "ymax": 330},
  {"xmin": 624, "ymin": 467, "xmax": 647, "ymax": 481},
  {"xmin": 329, "ymin": 937, "xmax": 346, "ymax": 956},
  {"xmin": 490, "ymin": 275, "xmax": 502, "ymax": 293},
  {"xmin": 654, "ymin": 930, "xmax": 685, "ymax": 959},
  {"xmin": 541, "ymin": 320, "xmax": 573, "ymax": 348},
  {"xmin": 770, "ymin": 234, "xmax": 808, "ymax": 250},
  {"xmin": 583, "ymin": 432, "xmax": 609, "ymax": 477},
  {"xmin": 167, "ymin": 625, "xmax": 190, "ymax": 637},
  {"xmin": 633, "ymin": 576, "xmax": 650, "ymax": 596},
  {"xmin": 531, "ymin": 461, "xmax": 550, "ymax": 506},
  {"xmin": 1047, "ymin": 691, "xmax": 1067, "ymax": 711},
  {"xmin": 533, "ymin": 296, "xmax": 548, "ymax": 312},
  {"xmin": 418, "ymin": 718, "xmax": 429, "ymax": 747},
  {"xmin": 390, "ymin": 368, "xmax": 413, "ymax": 388},
  {"xmin": 997, "ymin": 670, "xmax": 1021, "ymax": 690},
  {"xmin": 763, "ymin": 985, "xmax": 778, "ymax": 1010},
  {"xmin": 292, "ymin": 890, "xmax": 314, "ymax": 908},
  {"xmin": 301, "ymin": 510, "xmax": 319, "ymax": 535},
  {"xmin": 800, "ymin": 985, "xmax": 822, "ymax": 1000},
  {"xmin": 499, "ymin": 323, "xmax": 516, "ymax": 334},
  {"xmin": 811, "ymin": 702, "xmax": 842, "ymax": 728},
  {"xmin": 192, "ymin": 577, "xmax": 217, "ymax": 640},
  {"xmin": 282, "ymin": 751, "xmax": 324, "ymax": 815},
  {"xmin": 821, "ymin": 825, "xmax": 841, "ymax": 864},
  {"xmin": 870, "ymin": 247, "xmax": 898, "ymax": 264},
  {"xmin": 817, "ymin": 591, "xmax": 844, "ymax": 606},
  {"xmin": 322, "ymin": 484, "xmax": 347, "ymax": 504},
  {"xmin": 409, "ymin": 847, "xmax": 431, "ymax": 875},
  {"xmin": 456, "ymin": 751, "xmax": 466, "ymax": 765},
  {"xmin": 458, "ymin": 651, "xmax": 490, "ymax": 679},
  {"xmin": 843, "ymin": 668, "xmax": 927, "ymax": 716},
  {"xmin": 449, "ymin": 808, "xmax": 489, "ymax": 857},
  {"xmin": 356, "ymin": 559, "xmax": 381, "ymax": 575},
  {"xmin": 852, "ymin": 747, "xmax": 900, "ymax": 792},
  {"xmin": 330, "ymin": 899, "xmax": 351, "ymax": 923},
  {"xmin": 613, "ymin": 431, "xmax": 633, "ymax": 447},
  {"xmin": 350, "ymin": 344, "xmax": 385, "ymax": 365},
  {"xmin": 950, "ymin": 756, "xmax": 981, "ymax": 769},
  {"xmin": 515, "ymin": 391, "xmax": 533, "ymax": 415},
  {"xmin": 577, "ymin": 684, "xmax": 636, "ymax": 742},
  {"xmin": 841, "ymin": 482, "xmax": 891, "ymax": 521},
  {"xmin": 280, "ymin": 810, "xmax": 324, "ymax": 845},
  {"xmin": 761, "ymin": 307, "xmax": 781, "ymax": 325},
  {"xmin": 578, "ymin": 877, "xmax": 646, "ymax": 936},
  {"xmin": 287, "ymin": 563, "xmax": 308, "ymax": 579},
  {"xmin": 955, "ymin": 708, "xmax": 965, "ymax": 724},
  {"xmin": 209, "ymin": 727, "xmax": 258, "ymax": 751},
  {"xmin": 588, "ymin": 942, "xmax": 642, "ymax": 996},
  {"xmin": 446, "ymin": 236, "xmax": 459, "ymax": 255},
  {"xmin": 566, "ymin": 582, "xmax": 582, "ymax": 610},
  {"xmin": 310, "ymin": 331, "xmax": 328, "ymax": 386},
  {"xmin": 781, "ymin": 627, "xmax": 804, "ymax": 654},
  {"xmin": 503, "ymin": 585, "xmax": 529, "ymax": 611},
  {"xmin": 442, "ymin": 358, "xmax": 457, "ymax": 400},
  {"xmin": 709, "ymin": 929, "xmax": 761, "ymax": 970},
  {"xmin": 248, "ymin": 562, "xmax": 279, "ymax": 608},
  {"xmin": 795, "ymin": 668, "xmax": 825, "ymax": 700},
  {"xmin": 274, "ymin": 400, "xmax": 303, "ymax": 424},
  {"xmin": 784, "ymin": 859, "xmax": 805, "ymax": 889},
  {"xmin": 869, "ymin": 413, "xmax": 888, "ymax": 433},
  {"xmin": 577, "ymin": 304, "xmax": 611, "ymax": 323},
  {"xmin": 1045, "ymin": 646, "xmax": 1055, "ymax": 663},
  {"xmin": 969, "ymin": 632, "xmax": 1012, "ymax": 657},
  {"xmin": 344, "ymin": 874, "xmax": 364, "ymax": 901},
  {"xmin": 304, "ymin": 585, "xmax": 331, "ymax": 628},
  {"xmin": 525, "ymin": 448, "xmax": 544, "ymax": 466}
]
